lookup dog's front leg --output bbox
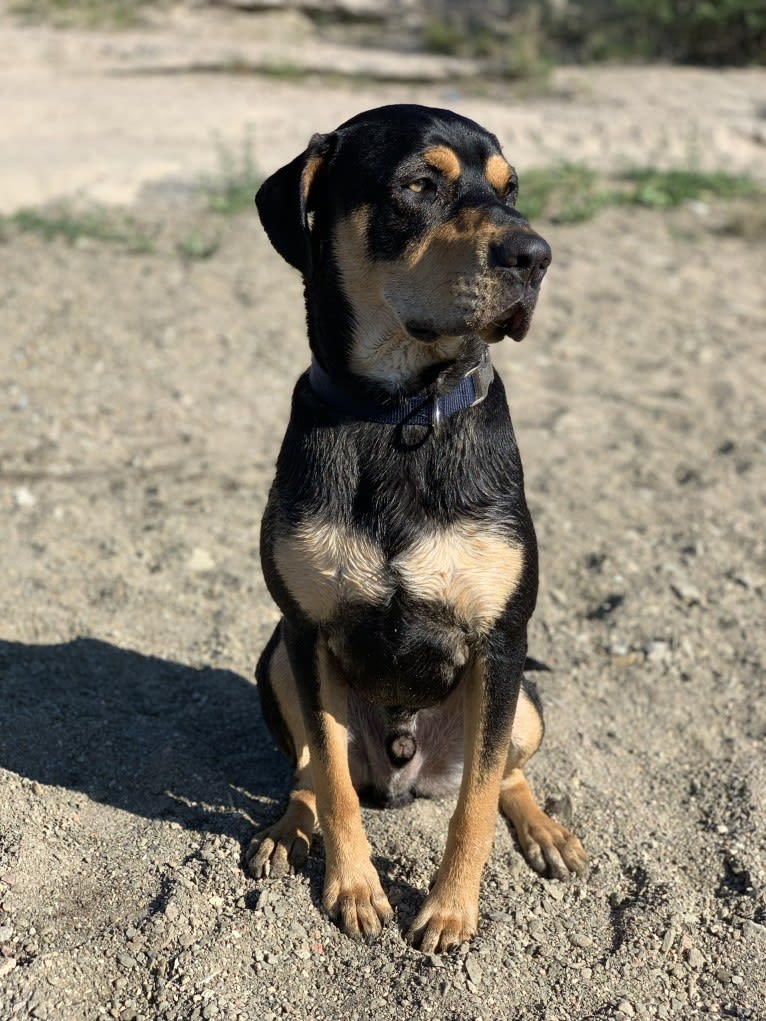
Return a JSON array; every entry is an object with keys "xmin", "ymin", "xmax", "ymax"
[
  {"xmin": 407, "ymin": 631, "xmax": 526, "ymax": 954},
  {"xmin": 284, "ymin": 621, "xmax": 393, "ymax": 939}
]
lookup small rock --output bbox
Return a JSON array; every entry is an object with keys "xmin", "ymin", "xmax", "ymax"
[
  {"xmin": 670, "ymin": 580, "xmax": 703, "ymax": 605},
  {"xmin": 645, "ymin": 639, "xmax": 672, "ymax": 664},
  {"xmin": 425, "ymin": 954, "xmax": 444, "ymax": 969},
  {"xmin": 743, "ymin": 920, "xmax": 766, "ymax": 941},
  {"xmin": 1, "ymin": 875, "xmax": 17, "ymax": 886},
  {"xmin": 0, "ymin": 957, "xmax": 16, "ymax": 977},
  {"xmin": 569, "ymin": 932, "xmax": 593, "ymax": 949},
  {"xmin": 465, "ymin": 957, "xmax": 482, "ymax": 985},
  {"xmin": 0, "ymin": 925, "xmax": 13, "ymax": 941},
  {"xmin": 611, "ymin": 651, "xmax": 644, "ymax": 668},
  {"xmin": 187, "ymin": 548, "xmax": 216, "ymax": 572},
  {"xmin": 661, "ymin": 928, "xmax": 675, "ymax": 954},
  {"xmin": 687, "ymin": 948, "xmax": 704, "ymax": 969},
  {"xmin": 14, "ymin": 487, "xmax": 36, "ymax": 508},
  {"xmin": 731, "ymin": 974, "xmax": 744, "ymax": 986},
  {"xmin": 617, "ymin": 1001, "xmax": 634, "ymax": 1016},
  {"xmin": 117, "ymin": 952, "xmax": 136, "ymax": 970},
  {"xmin": 488, "ymin": 911, "xmax": 514, "ymax": 923}
]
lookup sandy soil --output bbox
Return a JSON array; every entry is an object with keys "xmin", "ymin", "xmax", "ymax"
[{"xmin": 1, "ymin": 11, "xmax": 766, "ymax": 1021}]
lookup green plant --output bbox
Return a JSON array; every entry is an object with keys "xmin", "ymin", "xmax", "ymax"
[
  {"xmin": 177, "ymin": 230, "xmax": 221, "ymax": 260},
  {"xmin": 11, "ymin": 0, "xmax": 156, "ymax": 29},
  {"xmin": 422, "ymin": 18, "xmax": 465, "ymax": 56},
  {"xmin": 518, "ymin": 164, "xmax": 613, "ymax": 223},
  {"xmin": 516, "ymin": 163, "xmax": 761, "ymax": 224},
  {"xmin": 7, "ymin": 205, "xmax": 154, "ymax": 251},
  {"xmin": 621, "ymin": 168, "xmax": 759, "ymax": 209},
  {"xmin": 204, "ymin": 135, "xmax": 262, "ymax": 216}
]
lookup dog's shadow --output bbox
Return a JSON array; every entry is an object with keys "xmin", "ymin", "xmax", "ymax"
[{"xmin": 0, "ymin": 637, "xmax": 289, "ymax": 842}]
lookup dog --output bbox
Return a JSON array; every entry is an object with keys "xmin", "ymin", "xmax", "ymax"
[{"xmin": 246, "ymin": 104, "xmax": 586, "ymax": 954}]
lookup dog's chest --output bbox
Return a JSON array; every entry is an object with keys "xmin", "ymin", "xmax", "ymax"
[{"xmin": 274, "ymin": 517, "xmax": 523, "ymax": 631}]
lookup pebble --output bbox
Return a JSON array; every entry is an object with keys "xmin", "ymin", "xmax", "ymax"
[
  {"xmin": 743, "ymin": 920, "xmax": 766, "ymax": 941},
  {"xmin": 117, "ymin": 952, "xmax": 136, "ymax": 970},
  {"xmin": 465, "ymin": 957, "xmax": 482, "ymax": 985},
  {"xmin": 13, "ymin": 486, "xmax": 36, "ymax": 508},
  {"xmin": 687, "ymin": 948, "xmax": 704, "ymax": 969},
  {"xmin": 0, "ymin": 925, "xmax": 13, "ymax": 941},
  {"xmin": 187, "ymin": 548, "xmax": 215, "ymax": 572},
  {"xmin": 616, "ymin": 1001, "xmax": 634, "ymax": 1016},
  {"xmin": 661, "ymin": 928, "xmax": 675, "ymax": 954},
  {"xmin": 0, "ymin": 957, "xmax": 16, "ymax": 976},
  {"xmin": 670, "ymin": 580, "xmax": 703, "ymax": 605},
  {"xmin": 569, "ymin": 933, "xmax": 593, "ymax": 949},
  {"xmin": 487, "ymin": 911, "xmax": 514, "ymax": 923}
]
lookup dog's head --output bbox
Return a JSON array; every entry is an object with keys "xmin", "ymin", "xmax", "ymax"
[{"xmin": 257, "ymin": 105, "xmax": 551, "ymax": 391}]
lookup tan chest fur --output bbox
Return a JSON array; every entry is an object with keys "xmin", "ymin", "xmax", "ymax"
[{"xmin": 274, "ymin": 518, "xmax": 523, "ymax": 631}]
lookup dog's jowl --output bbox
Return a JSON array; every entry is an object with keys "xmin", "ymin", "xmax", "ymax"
[{"xmin": 247, "ymin": 104, "xmax": 586, "ymax": 953}]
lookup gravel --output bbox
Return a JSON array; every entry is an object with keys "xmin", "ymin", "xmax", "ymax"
[{"xmin": 1, "ymin": 15, "xmax": 765, "ymax": 1021}]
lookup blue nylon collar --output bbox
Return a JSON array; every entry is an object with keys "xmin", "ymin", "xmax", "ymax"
[{"xmin": 308, "ymin": 353, "xmax": 494, "ymax": 428}]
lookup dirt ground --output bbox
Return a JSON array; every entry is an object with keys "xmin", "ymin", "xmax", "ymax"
[{"xmin": 1, "ymin": 10, "xmax": 766, "ymax": 1021}]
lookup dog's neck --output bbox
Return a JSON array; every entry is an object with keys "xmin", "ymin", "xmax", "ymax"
[{"xmin": 306, "ymin": 270, "xmax": 487, "ymax": 401}]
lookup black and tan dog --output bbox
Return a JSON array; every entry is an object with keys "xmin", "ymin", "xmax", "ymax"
[{"xmin": 246, "ymin": 104, "xmax": 586, "ymax": 953}]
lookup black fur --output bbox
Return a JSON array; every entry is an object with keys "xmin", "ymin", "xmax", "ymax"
[{"xmin": 256, "ymin": 103, "xmax": 548, "ymax": 828}]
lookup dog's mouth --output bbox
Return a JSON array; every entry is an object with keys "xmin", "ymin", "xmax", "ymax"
[
  {"xmin": 405, "ymin": 322, "xmax": 441, "ymax": 342},
  {"xmin": 404, "ymin": 282, "xmax": 542, "ymax": 345},
  {"xmin": 481, "ymin": 297, "xmax": 537, "ymax": 343}
]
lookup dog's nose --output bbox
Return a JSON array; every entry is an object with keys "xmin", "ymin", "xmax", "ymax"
[{"xmin": 489, "ymin": 232, "xmax": 552, "ymax": 285}]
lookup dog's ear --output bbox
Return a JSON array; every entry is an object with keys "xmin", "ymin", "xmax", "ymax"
[{"xmin": 255, "ymin": 132, "xmax": 336, "ymax": 277}]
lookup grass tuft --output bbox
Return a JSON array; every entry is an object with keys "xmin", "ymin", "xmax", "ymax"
[
  {"xmin": 11, "ymin": 0, "xmax": 156, "ymax": 29},
  {"xmin": 204, "ymin": 136, "xmax": 262, "ymax": 216},
  {"xmin": 619, "ymin": 169, "xmax": 760, "ymax": 209},
  {"xmin": 518, "ymin": 165, "xmax": 762, "ymax": 224},
  {"xmin": 177, "ymin": 230, "xmax": 221, "ymax": 261},
  {"xmin": 6, "ymin": 205, "xmax": 154, "ymax": 251}
]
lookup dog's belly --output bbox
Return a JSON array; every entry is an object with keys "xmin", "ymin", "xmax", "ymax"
[
  {"xmin": 326, "ymin": 598, "xmax": 469, "ymax": 710},
  {"xmin": 347, "ymin": 687, "xmax": 466, "ymax": 804}
]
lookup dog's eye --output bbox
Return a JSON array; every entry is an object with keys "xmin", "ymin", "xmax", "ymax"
[{"xmin": 406, "ymin": 178, "xmax": 436, "ymax": 195}]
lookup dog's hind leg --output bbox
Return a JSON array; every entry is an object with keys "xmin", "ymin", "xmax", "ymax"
[
  {"xmin": 246, "ymin": 622, "xmax": 317, "ymax": 879},
  {"xmin": 498, "ymin": 677, "xmax": 587, "ymax": 880}
]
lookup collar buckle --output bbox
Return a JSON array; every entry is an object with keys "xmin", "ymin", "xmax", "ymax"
[{"xmin": 465, "ymin": 355, "xmax": 493, "ymax": 407}]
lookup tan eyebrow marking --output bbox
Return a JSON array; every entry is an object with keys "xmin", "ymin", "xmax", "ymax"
[
  {"xmin": 485, "ymin": 153, "xmax": 513, "ymax": 192},
  {"xmin": 423, "ymin": 145, "xmax": 461, "ymax": 181}
]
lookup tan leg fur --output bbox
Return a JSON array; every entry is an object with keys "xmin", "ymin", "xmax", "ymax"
[
  {"xmin": 245, "ymin": 637, "xmax": 317, "ymax": 879},
  {"xmin": 407, "ymin": 658, "xmax": 509, "ymax": 954},
  {"xmin": 499, "ymin": 686, "xmax": 587, "ymax": 880}
]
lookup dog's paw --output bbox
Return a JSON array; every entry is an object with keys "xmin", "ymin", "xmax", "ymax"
[
  {"xmin": 245, "ymin": 821, "xmax": 312, "ymax": 880},
  {"xmin": 515, "ymin": 813, "xmax": 587, "ymax": 881},
  {"xmin": 323, "ymin": 860, "xmax": 393, "ymax": 940},
  {"xmin": 406, "ymin": 886, "xmax": 479, "ymax": 954}
]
